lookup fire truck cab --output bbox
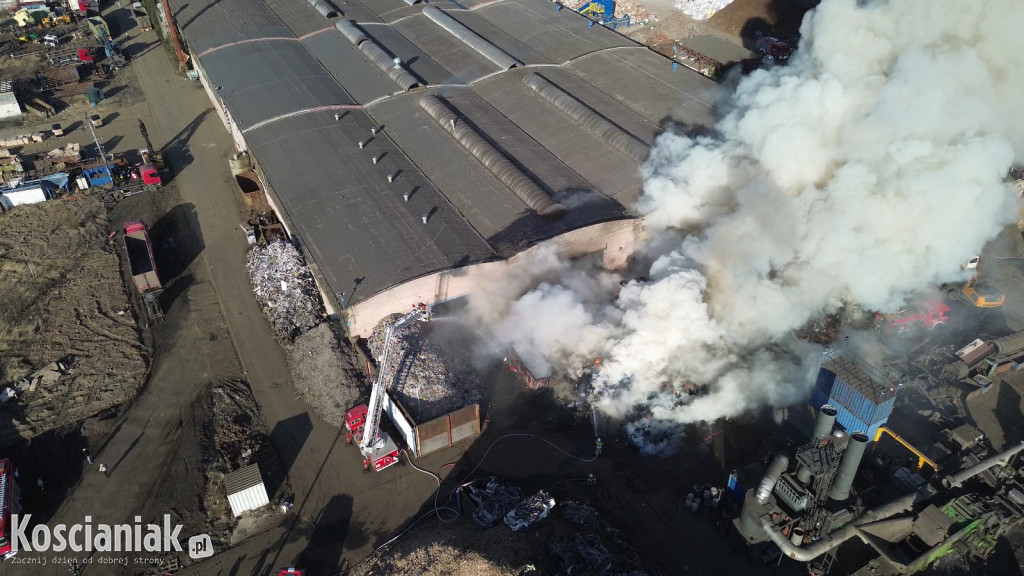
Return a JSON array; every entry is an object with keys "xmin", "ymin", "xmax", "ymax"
[{"xmin": 875, "ymin": 300, "xmax": 951, "ymax": 337}]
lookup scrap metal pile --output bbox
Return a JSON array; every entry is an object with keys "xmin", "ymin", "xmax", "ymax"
[
  {"xmin": 246, "ymin": 240, "xmax": 324, "ymax": 339},
  {"xmin": 505, "ymin": 490, "xmax": 556, "ymax": 532},
  {"xmin": 368, "ymin": 313, "xmax": 480, "ymax": 423},
  {"xmin": 467, "ymin": 477, "xmax": 556, "ymax": 532},
  {"xmin": 558, "ymin": 0, "xmax": 657, "ymax": 24},
  {"xmin": 674, "ymin": 0, "xmax": 735, "ymax": 21},
  {"xmin": 468, "ymin": 477, "xmax": 523, "ymax": 528}
]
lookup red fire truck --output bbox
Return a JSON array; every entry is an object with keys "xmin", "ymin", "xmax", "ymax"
[
  {"xmin": 0, "ymin": 458, "xmax": 23, "ymax": 560},
  {"xmin": 874, "ymin": 300, "xmax": 951, "ymax": 337}
]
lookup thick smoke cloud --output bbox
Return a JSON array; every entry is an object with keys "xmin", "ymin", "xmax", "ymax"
[{"xmin": 471, "ymin": 0, "xmax": 1024, "ymax": 448}]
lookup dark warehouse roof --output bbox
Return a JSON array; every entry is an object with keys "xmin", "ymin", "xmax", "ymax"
[{"xmin": 171, "ymin": 0, "xmax": 724, "ymax": 306}]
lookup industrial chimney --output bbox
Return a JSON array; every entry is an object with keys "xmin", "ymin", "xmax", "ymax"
[
  {"xmin": 828, "ymin": 431, "xmax": 869, "ymax": 502},
  {"xmin": 812, "ymin": 405, "xmax": 838, "ymax": 444}
]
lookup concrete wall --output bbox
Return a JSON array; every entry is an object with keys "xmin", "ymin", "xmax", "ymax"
[{"xmin": 344, "ymin": 218, "xmax": 644, "ymax": 337}]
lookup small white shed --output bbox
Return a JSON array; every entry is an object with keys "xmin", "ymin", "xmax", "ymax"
[
  {"xmin": 224, "ymin": 464, "xmax": 270, "ymax": 517},
  {"xmin": 0, "ymin": 90, "xmax": 21, "ymax": 120}
]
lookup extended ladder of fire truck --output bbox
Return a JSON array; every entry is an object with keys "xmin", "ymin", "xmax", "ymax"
[{"xmin": 355, "ymin": 303, "xmax": 431, "ymax": 471}]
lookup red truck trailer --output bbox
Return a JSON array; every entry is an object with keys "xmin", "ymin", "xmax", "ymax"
[
  {"xmin": 123, "ymin": 221, "xmax": 163, "ymax": 323},
  {"xmin": 0, "ymin": 458, "xmax": 23, "ymax": 561}
]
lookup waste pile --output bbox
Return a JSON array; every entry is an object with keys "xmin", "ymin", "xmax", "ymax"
[
  {"xmin": 557, "ymin": 0, "xmax": 657, "ymax": 24},
  {"xmin": 468, "ymin": 477, "xmax": 523, "ymax": 528},
  {"xmin": 673, "ymin": 0, "xmax": 735, "ymax": 21},
  {"xmin": 368, "ymin": 313, "xmax": 480, "ymax": 423},
  {"xmin": 287, "ymin": 323, "xmax": 365, "ymax": 428},
  {"xmin": 550, "ymin": 534, "xmax": 613, "ymax": 576},
  {"xmin": 247, "ymin": 240, "xmax": 324, "ymax": 339},
  {"xmin": 505, "ymin": 490, "xmax": 556, "ymax": 532}
]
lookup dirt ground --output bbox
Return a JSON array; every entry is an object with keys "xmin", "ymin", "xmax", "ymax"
[{"xmin": 0, "ymin": 197, "xmax": 148, "ymax": 445}]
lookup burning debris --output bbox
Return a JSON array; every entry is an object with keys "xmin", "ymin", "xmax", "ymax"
[
  {"xmin": 368, "ymin": 313, "xmax": 480, "ymax": 423},
  {"xmin": 794, "ymin": 313, "xmax": 842, "ymax": 345},
  {"xmin": 246, "ymin": 241, "xmax": 324, "ymax": 339},
  {"xmin": 474, "ymin": 0, "xmax": 1024, "ymax": 439}
]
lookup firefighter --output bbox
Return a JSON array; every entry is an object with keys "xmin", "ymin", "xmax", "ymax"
[
  {"xmin": 363, "ymin": 458, "xmax": 371, "ymax": 472},
  {"xmin": 345, "ymin": 430, "xmax": 354, "ymax": 446},
  {"xmin": 595, "ymin": 437, "xmax": 603, "ymax": 456}
]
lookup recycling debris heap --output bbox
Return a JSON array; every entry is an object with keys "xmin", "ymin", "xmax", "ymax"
[
  {"xmin": 246, "ymin": 241, "xmax": 325, "ymax": 339},
  {"xmin": 368, "ymin": 313, "xmax": 481, "ymax": 423}
]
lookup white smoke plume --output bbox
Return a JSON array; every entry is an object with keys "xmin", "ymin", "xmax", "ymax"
[{"xmin": 471, "ymin": 0, "xmax": 1024, "ymax": 449}]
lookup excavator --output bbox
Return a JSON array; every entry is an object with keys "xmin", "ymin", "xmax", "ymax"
[
  {"xmin": 345, "ymin": 303, "xmax": 431, "ymax": 472},
  {"xmin": 943, "ymin": 257, "xmax": 1005, "ymax": 308},
  {"xmin": 137, "ymin": 120, "xmax": 168, "ymax": 175}
]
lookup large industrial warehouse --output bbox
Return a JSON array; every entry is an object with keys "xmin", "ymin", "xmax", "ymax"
[{"xmin": 171, "ymin": 0, "xmax": 723, "ymax": 336}]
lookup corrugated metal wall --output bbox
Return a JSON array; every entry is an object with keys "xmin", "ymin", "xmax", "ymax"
[
  {"xmin": 385, "ymin": 392, "xmax": 418, "ymax": 456},
  {"xmin": 412, "ymin": 403, "xmax": 481, "ymax": 458},
  {"xmin": 227, "ymin": 484, "xmax": 270, "ymax": 517},
  {"xmin": 813, "ymin": 367, "xmax": 896, "ymax": 440}
]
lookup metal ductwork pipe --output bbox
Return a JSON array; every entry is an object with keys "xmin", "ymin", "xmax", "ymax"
[
  {"xmin": 422, "ymin": 6, "xmax": 520, "ymax": 69},
  {"xmin": 755, "ymin": 454, "xmax": 789, "ymax": 505},
  {"xmin": 418, "ymin": 94, "xmax": 566, "ymax": 217},
  {"xmin": 336, "ymin": 19, "xmax": 368, "ymax": 46},
  {"xmin": 991, "ymin": 332, "xmax": 1024, "ymax": 358},
  {"xmin": 812, "ymin": 404, "xmax": 838, "ymax": 444},
  {"xmin": 358, "ymin": 40, "xmax": 422, "ymax": 91},
  {"xmin": 941, "ymin": 441, "xmax": 1024, "ymax": 489},
  {"xmin": 306, "ymin": 0, "xmax": 339, "ymax": 18},
  {"xmin": 763, "ymin": 485, "xmax": 935, "ymax": 562},
  {"xmin": 829, "ymin": 431, "xmax": 868, "ymax": 502}
]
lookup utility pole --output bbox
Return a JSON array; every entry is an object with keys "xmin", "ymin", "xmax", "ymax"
[{"xmin": 159, "ymin": 0, "xmax": 187, "ymax": 72}]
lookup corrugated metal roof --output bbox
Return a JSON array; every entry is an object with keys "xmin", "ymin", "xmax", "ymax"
[
  {"xmin": 471, "ymin": 0, "xmax": 634, "ymax": 64},
  {"xmin": 172, "ymin": 0, "xmax": 723, "ymax": 303},
  {"xmin": 177, "ymin": 0, "xmax": 292, "ymax": 55},
  {"xmin": 223, "ymin": 464, "xmax": 265, "ymax": 494},
  {"xmin": 201, "ymin": 42, "xmax": 352, "ymax": 131},
  {"xmin": 246, "ymin": 108, "xmax": 497, "ymax": 305}
]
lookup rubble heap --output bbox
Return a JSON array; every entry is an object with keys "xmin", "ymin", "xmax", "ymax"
[
  {"xmin": 368, "ymin": 313, "xmax": 480, "ymax": 423},
  {"xmin": 674, "ymin": 0, "xmax": 735, "ymax": 21},
  {"xmin": 287, "ymin": 323, "xmax": 365, "ymax": 428},
  {"xmin": 246, "ymin": 241, "xmax": 324, "ymax": 339},
  {"xmin": 550, "ymin": 534, "xmax": 612, "ymax": 575}
]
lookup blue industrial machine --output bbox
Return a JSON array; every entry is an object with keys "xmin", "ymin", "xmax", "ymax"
[
  {"xmin": 810, "ymin": 345, "xmax": 901, "ymax": 440},
  {"xmin": 576, "ymin": 0, "xmax": 632, "ymax": 29},
  {"xmin": 97, "ymin": 27, "xmax": 126, "ymax": 68}
]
